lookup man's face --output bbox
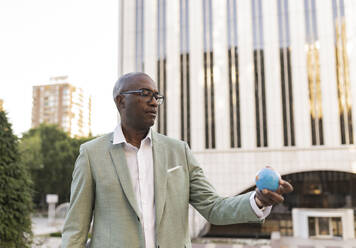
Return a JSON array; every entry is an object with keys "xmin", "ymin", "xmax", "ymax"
[{"xmin": 118, "ymin": 75, "xmax": 159, "ymax": 131}]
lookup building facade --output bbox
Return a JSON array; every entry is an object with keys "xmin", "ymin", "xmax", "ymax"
[
  {"xmin": 31, "ymin": 76, "xmax": 91, "ymax": 137},
  {"xmin": 118, "ymin": 0, "xmax": 356, "ymax": 240}
]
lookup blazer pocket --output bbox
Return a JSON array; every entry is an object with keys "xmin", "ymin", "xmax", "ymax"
[{"xmin": 167, "ymin": 165, "xmax": 182, "ymax": 173}]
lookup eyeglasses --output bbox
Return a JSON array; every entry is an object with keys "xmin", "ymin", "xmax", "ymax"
[{"xmin": 120, "ymin": 88, "xmax": 164, "ymax": 105}]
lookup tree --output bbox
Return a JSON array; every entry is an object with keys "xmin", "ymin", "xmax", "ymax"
[
  {"xmin": 0, "ymin": 111, "xmax": 33, "ymax": 248},
  {"xmin": 20, "ymin": 124, "xmax": 93, "ymax": 209}
]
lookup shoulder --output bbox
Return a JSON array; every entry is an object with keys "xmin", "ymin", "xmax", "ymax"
[
  {"xmin": 80, "ymin": 132, "xmax": 113, "ymax": 152},
  {"xmin": 152, "ymin": 131, "xmax": 187, "ymax": 149}
]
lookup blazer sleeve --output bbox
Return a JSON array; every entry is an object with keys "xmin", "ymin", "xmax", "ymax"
[
  {"xmin": 61, "ymin": 145, "xmax": 95, "ymax": 248},
  {"xmin": 185, "ymin": 143, "xmax": 262, "ymax": 225}
]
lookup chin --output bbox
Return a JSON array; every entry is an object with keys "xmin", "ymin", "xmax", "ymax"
[
  {"xmin": 147, "ymin": 120, "xmax": 155, "ymax": 127},
  {"xmin": 139, "ymin": 120, "xmax": 155, "ymax": 130}
]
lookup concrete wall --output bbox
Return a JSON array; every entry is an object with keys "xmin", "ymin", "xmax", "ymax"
[{"xmin": 119, "ymin": 0, "xmax": 356, "ymax": 195}]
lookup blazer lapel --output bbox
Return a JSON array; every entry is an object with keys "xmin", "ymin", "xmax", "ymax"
[
  {"xmin": 109, "ymin": 143, "xmax": 141, "ymax": 219},
  {"xmin": 152, "ymin": 132, "xmax": 167, "ymax": 231}
]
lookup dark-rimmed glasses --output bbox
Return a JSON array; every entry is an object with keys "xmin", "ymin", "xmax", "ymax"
[{"xmin": 120, "ymin": 88, "xmax": 164, "ymax": 105}]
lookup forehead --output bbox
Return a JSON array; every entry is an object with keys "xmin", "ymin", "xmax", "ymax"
[{"xmin": 126, "ymin": 75, "xmax": 157, "ymax": 91}]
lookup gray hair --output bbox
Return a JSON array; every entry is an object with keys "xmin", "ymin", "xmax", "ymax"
[{"xmin": 112, "ymin": 72, "xmax": 148, "ymax": 101}]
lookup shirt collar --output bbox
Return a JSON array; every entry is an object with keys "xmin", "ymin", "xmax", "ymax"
[{"xmin": 113, "ymin": 123, "xmax": 152, "ymax": 146}]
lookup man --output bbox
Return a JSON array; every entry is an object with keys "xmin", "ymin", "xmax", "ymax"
[{"xmin": 62, "ymin": 72, "xmax": 293, "ymax": 248}]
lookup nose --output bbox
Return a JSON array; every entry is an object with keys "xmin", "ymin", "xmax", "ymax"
[{"xmin": 148, "ymin": 95, "xmax": 159, "ymax": 107}]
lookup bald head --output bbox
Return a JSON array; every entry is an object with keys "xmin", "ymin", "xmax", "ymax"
[
  {"xmin": 113, "ymin": 72, "xmax": 153, "ymax": 101},
  {"xmin": 113, "ymin": 72, "xmax": 159, "ymax": 132}
]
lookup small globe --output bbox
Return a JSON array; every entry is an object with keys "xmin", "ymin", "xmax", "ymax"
[{"xmin": 255, "ymin": 168, "xmax": 280, "ymax": 192}]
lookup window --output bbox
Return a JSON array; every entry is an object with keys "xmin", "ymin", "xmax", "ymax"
[
  {"xmin": 278, "ymin": 0, "xmax": 295, "ymax": 146},
  {"xmin": 135, "ymin": 0, "xmax": 144, "ymax": 71},
  {"xmin": 279, "ymin": 219, "xmax": 293, "ymax": 236},
  {"xmin": 304, "ymin": 0, "xmax": 324, "ymax": 145},
  {"xmin": 308, "ymin": 217, "xmax": 342, "ymax": 238},
  {"xmin": 332, "ymin": 0, "xmax": 353, "ymax": 145},
  {"xmin": 252, "ymin": 0, "xmax": 268, "ymax": 147},
  {"xmin": 157, "ymin": 0, "xmax": 167, "ymax": 134},
  {"xmin": 227, "ymin": 0, "xmax": 241, "ymax": 148},
  {"xmin": 203, "ymin": 0, "xmax": 215, "ymax": 149},
  {"xmin": 180, "ymin": 0, "xmax": 191, "ymax": 146}
]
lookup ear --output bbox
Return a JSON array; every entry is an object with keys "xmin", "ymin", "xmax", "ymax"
[{"xmin": 115, "ymin": 95, "xmax": 125, "ymax": 111}]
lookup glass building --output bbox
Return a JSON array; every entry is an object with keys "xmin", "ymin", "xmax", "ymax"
[{"xmin": 118, "ymin": 0, "xmax": 356, "ymax": 240}]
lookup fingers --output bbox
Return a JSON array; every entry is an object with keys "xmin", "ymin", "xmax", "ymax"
[
  {"xmin": 254, "ymin": 169, "xmax": 294, "ymax": 207},
  {"xmin": 255, "ymin": 189, "xmax": 285, "ymax": 206},
  {"xmin": 255, "ymin": 190, "xmax": 274, "ymax": 206},
  {"xmin": 277, "ymin": 179, "xmax": 294, "ymax": 194}
]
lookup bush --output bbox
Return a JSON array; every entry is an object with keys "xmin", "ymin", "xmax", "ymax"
[
  {"xmin": 49, "ymin": 232, "xmax": 62, "ymax": 238},
  {"xmin": 0, "ymin": 111, "xmax": 33, "ymax": 247},
  {"xmin": 20, "ymin": 124, "xmax": 94, "ymax": 209}
]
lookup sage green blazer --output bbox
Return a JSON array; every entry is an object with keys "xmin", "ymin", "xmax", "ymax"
[{"xmin": 61, "ymin": 131, "xmax": 262, "ymax": 248}]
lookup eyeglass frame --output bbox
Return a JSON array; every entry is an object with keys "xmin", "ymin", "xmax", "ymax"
[{"xmin": 119, "ymin": 88, "xmax": 164, "ymax": 105}]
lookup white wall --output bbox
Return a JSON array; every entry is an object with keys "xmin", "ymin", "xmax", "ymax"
[
  {"xmin": 189, "ymin": 0, "xmax": 204, "ymax": 151},
  {"xmin": 119, "ymin": 0, "xmax": 356, "ymax": 196},
  {"xmin": 195, "ymin": 146, "xmax": 356, "ymax": 196},
  {"xmin": 238, "ymin": 0, "xmax": 255, "ymax": 149},
  {"xmin": 166, "ymin": 0, "xmax": 180, "ymax": 139},
  {"xmin": 289, "ymin": 0, "xmax": 311, "ymax": 148},
  {"xmin": 122, "ymin": 0, "xmax": 135, "ymax": 73},
  {"xmin": 317, "ymin": 0, "xmax": 340, "ymax": 146},
  {"xmin": 212, "ymin": 0, "xmax": 229, "ymax": 150},
  {"xmin": 264, "ymin": 0, "xmax": 284, "ymax": 148},
  {"xmin": 292, "ymin": 208, "xmax": 355, "ymax": 239},
  {"xmin": 345, "ymin": 0, "xmax": 356, "ymax": 145}
]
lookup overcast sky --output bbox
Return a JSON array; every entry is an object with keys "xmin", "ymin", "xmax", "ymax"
[{"xmin": 0, "ymin": 0, "xmax": 118, "ymax": 136}]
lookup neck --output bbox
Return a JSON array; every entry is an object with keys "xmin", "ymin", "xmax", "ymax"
[{"xmin": 121, "ymin": 123, "xmax": 149, "ymax": 148}]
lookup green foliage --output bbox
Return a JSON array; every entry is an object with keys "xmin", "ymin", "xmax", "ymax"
[
  {"xmin": 0, "ymin": 111, "xmax": 33, "ymax": 248},
  {"xmin": 49, "ymin": 232, "xmax": 62, "ymax": 238},
  {"xmin": 19, "ymin": 124, "xmax": 94, "ymax": 209}
]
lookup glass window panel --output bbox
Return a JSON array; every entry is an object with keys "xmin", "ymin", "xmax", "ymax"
[
  {"xmin": 203, "ymin": 0, "xmax": 215, "ymax": 149},
  {"xmin": 135, "ymin": 0, "xmax": 144, "ymax": 71},
  {"xmin": 308, "ymin": 217, "xmax": 316, "ymax": 236},
  {"xmin": 333, "ymin": 0, "xmax": 353, "ymax": 144},
  {"xmin": 180, "ymin": 0, "xmax": 191, "ymax": 146},
  {"xmin": 157, "ymin": 0, "xmax": 167, "ymax": 135},
  {"xmin": 318, "ymin": 217, "xmax": 330, "ymax": 235},
  {"xmin": 331, "ymin": 217, "xmax": 343, "ymax": 237},
  {"xmin": 285, "ymin": 0, "xmax": 291, "ymax": 46},
  {"xmin": 227, "ymin": 0, "xmax": 241, "ymax": 148},
  {"xmin": 311, "ymin": 0, "xmax": 318, "ymax": 40},
  {"xmin": 252, "ymin": 0, "xmax": 267, "ymax": 147},
  {"xmin": 304, "ymin": 0, "xmax": 312, "ymax": 43}
]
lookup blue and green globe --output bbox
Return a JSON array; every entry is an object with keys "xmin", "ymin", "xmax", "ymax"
[{"xmin": 255, "ymin": 167, "xmax": 280, "ymax": 192}]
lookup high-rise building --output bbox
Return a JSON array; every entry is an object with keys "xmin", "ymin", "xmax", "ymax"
[
  {"xmin": 31, "ymin": 76, "xmax": 91, "ymax": 137},
  {"xmin": 0, "ymin": 99, "xmax": 3, "ymax": 111},
  {"xmin": 119, "ymin": 0, "xmax": 356, "ymax": 241}
]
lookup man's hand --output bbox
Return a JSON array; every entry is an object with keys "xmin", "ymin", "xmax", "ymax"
[{"xmin": 255, "ymin": 179, "xmax": 293, "ymax": 208}]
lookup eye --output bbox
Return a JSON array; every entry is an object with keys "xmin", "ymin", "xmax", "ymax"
[{"xmin": 140, "ymin": 89, "xmax": 153, "ymax": 97}]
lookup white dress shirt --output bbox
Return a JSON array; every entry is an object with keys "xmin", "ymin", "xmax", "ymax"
[
  {"xmin": 113, "ymin": 124, "xmax": 155, "ymax": 248},
  {"xmin": 113, "ymin": 124, "xmax": 271, "ymax": 248}
]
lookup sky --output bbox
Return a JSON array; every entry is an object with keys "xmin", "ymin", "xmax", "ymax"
[{"xmin": 0, "ymin": 0, "xmax": 119, "ymax": 136}]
